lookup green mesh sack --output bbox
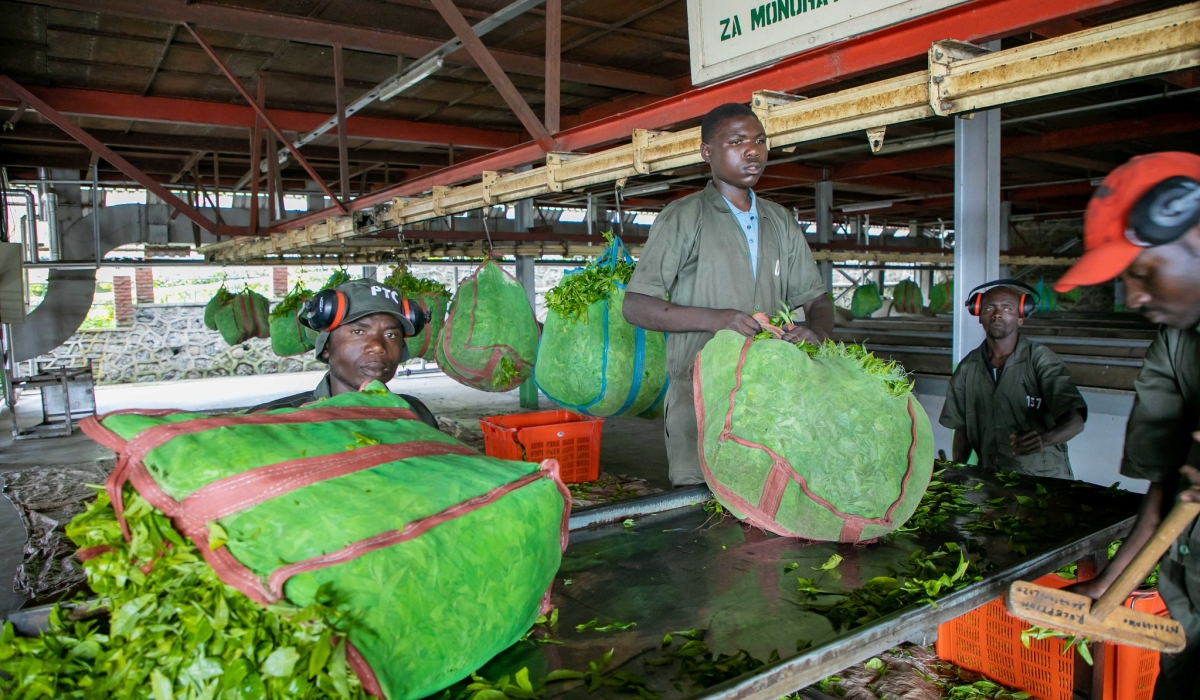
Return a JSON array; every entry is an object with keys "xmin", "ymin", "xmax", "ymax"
[
  {"xmin": 79, "ymin": 384, "xmax": 569, "ymax": 700},
  {"xmin": 850, "ymin": 282, "xmax": 883, "ymax": 318},
  {"xmin": 270, "ymin": 284, "xmax": 316, "ymax": 357},
  {"xmin": 204, "ymin": 285, "xmax": 233, "ymax": 331},
  {"xmin": 929, "ymin": 279, "xmax": 954, "ymax": 314},
  {"xmin": 694, "ymin": 329, "xmax": 935, "ymax": 543},
  {"xmin": 891, "ymin": 279, "xmax": 924, "ymax": 315},
  {"xmin": 535, "ymin": 236, "xmax": 668, "ymax": 417},
  {"xmin": 437, "ymin": 260, "xmax": 539, "ymax": 392},
  {"xmin": 215, "ymin": 288, "xmax": 271, "ymax": 345},
  {"xmin": 383, "ymin": 267, "xmax": 451, "ymax": 361}
]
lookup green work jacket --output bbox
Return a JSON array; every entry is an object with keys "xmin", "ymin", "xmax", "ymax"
[
  {"xmin": 939, "ymin": 335, "xmax": 1087, "ymax": 479},
  {"xmin": 625, "ymin": 181, "xmax": 825, "ymax": 380},
  {"xmin": 1121, "ymin": 324, "xmax": 1200, "ymax": 568}
]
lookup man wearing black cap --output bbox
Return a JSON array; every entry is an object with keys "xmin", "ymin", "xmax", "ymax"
[
  {"xmin": 252, "ymin": 278, "xmax": 438, "ymax": 428},
  {"xmin": 1054, "ymin": 152, "xmax": 1200, "ymax": 700}
]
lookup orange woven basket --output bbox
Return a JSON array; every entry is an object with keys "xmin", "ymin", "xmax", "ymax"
[{"xmin": 479, "ymin": 410, "xmax": 604, "ymax": 484}]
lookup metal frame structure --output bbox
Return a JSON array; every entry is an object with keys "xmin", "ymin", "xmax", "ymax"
[{"xmin": 205, "ymin": 2, "xmax": 1200, "ymax": 263}]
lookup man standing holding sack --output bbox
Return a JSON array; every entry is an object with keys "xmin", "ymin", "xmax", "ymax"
[
  {"xmin": 1054, "ymin": 152, "xmax": 1200, "ymax": 699},
  {"xmin": 623, "ymin": 103, "xmax": 834, "ymax": 487}
]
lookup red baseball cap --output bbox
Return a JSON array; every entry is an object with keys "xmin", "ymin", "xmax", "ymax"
[{"xmin": 1055, "ymin": 152, "xmax": 1200, "ymax": 293}]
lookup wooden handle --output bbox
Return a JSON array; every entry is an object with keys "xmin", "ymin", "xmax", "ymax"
[{"xmin": 1091, "ymin": 500, "xmax": 1200, "ymax": 622}]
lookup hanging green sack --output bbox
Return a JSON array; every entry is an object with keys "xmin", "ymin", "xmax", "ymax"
[
  {"xmin": 850, "ymin": 282, "xmax": 883, "ymax": 318},
  {"xmin": 891, "ymin": 279, "xmax": 924, "ymax": 315},
  {"xmin": 383, "ymin": 266, "xmax": 452, "ymax": 361},
  {"xmin": 437, "ymin": 259, "xmax": 539, "ymax": 392},
  {"xmin": 203, "ymin": 285, "xmax": 233, "ymax": 331},
  {"xmin": 214, "ymin": 288, "xmax": 271, "ymax": 345},
  {"xmin": 694, "ymin": 317, "xmax": 934, "ymax": 543},
  {"xmin": 269, "ymin": 284, "xmax": 316, "ymax": 357},
  {"xmin": 77, "ymin": 384, "xmax": 569, "ymax": 700},
  {"xmin": 535, "ymin": 235, "xmax": 669, "ymax": 417},
  {"xmin": 929, "ymin": 279, "xmax": 954, "ymax": 314},
  {"xmin": 1034, "ymin": 278, "xmax": 1061, "ymax": 313}
]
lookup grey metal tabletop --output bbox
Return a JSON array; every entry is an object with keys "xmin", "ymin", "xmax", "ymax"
[{"xmin": 468, "ymin": 465, "xmax": 1141, "ymax": 700}]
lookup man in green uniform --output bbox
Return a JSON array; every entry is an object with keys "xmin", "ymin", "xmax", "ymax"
[
  {"xmin": 623, "ymin": 103, "xmax": 834, "ymax": 486},
  {"xmin": 940, "ymin": 281, "xmax": 1087, "ymax": 478},
  {"xmin": 252, "ymin": 278, "xmax": 438, "ymax": 428},
  {"xmin": 1054, "ymin": 152, "xmax": 1200, "ymax": 700}
]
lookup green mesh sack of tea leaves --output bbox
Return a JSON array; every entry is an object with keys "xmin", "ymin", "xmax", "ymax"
[
  {"xmin": 694, "ymin": 318, "xmax": 934, "ymax": 543},
  {"xmin": 437, "ymin": 260, "xmax": 539, "ymax": 392},
  {"xmin": 535, "ymin": 235, "xmax": 668, "ymax": 417},
  {"xmin": 929, "ymin": 279, "xmax": 954, "ymax": 314},
  {"xmin": 21, "ymin": 383, "xmax": 571, "ymax": 700},
  {"xmin": 891, "ymin": 279, "xmax": 924, "ymax": 315},
  {"xmin": 215, "ymin": 288, "xmax": 271, "ymax": 345},
  {"xmin": 270, "ymin": 283, "xmax": 316, "ymax": 357},
  {"xmin": 383, "ymin": 265, "xmax": 451, "ymax": 361},
  {"xmin": 204, "ymin": 284, "xmax": 233, "ymax": 331},
  {"xmin": 850, "ymin": 282, "xmax": 883, "ymax": 318}
]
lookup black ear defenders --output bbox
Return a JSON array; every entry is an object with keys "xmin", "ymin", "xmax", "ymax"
[
  {"xmin": 1127, "ymin": 176, "xmax": 1200, "ymax": 247},
  {"xmin": 299, "ymin": 289, "xmax": 428, "ymax": 337},
  {"xmin": 965, "ymin": 279, "xmax": 1039, "ymax": 319}
]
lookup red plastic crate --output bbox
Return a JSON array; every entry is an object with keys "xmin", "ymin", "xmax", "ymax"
[
  {"xmin": 479, "ymin": 410, "xmax": 604, "ymax": 484},
  {"xmin": 937, "ymin": 574, "xmax": 1170, "ymax": 700}
]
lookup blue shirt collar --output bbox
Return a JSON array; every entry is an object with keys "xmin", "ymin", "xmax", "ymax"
[{"xmin": 721, "ymin": 189, "xmax": 756, "ymax": 217}]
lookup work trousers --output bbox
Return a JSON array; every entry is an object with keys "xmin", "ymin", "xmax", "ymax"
[
  {"xmin": 664, "ymin": 372, "xmax": 705, "ymax": 487},
  {"xmin": 1154, "ymin": 557, "xmax": 1200, "ymax": 700}
]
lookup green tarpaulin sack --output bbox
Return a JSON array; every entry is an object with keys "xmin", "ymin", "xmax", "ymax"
[
  {"xmin": 850, "ymin": 282, "xmax": 883, "ymax": 318},
  {"xmin": 79, "ymin": 384, "xmax": 570, "ymax": 700},
  {"xmin": 215, "ymin": 288, "xmax": 271, "ymax": 345},
  {"xmin": 437, "ymin": 260, "xmax": 539, "ymax": 392},
  {"xmin": 382, "ymin": 267, "xmax": 451, "ymax": 361},
  {"xmin": 694, "ymin": 322, "xmax": 935, "ymax": 543},
  {"xmin": 270, "ymin": 284, "xmax": 316, "ymax": 357},
  {"xmin": 891, "ymin": 279, "xmax": 924, "ymax": 315},
  {"xmin": 535, "ymin": 235, "xmax": 668, "ymax": 417},
  {"xmin": 929, "ymin": 279, "xmax": 954, "ymax": 314},
  {"xmin": 204, "ymin": 285, "xmax": 233, "ymax": 331}
]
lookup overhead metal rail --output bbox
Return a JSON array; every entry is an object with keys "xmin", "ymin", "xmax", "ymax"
[{"xmin": 205, "ymin": 3, "xmax": 1200, "ymax": 264}]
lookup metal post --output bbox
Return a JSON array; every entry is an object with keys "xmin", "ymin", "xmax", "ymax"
[
  {"xmin": 544, "ymin": 0, "xmax": 561, "ymax": 134},
  {"xmin": 952, "ymin": 42, "xmax": 1002, "ymax": 366},
  {"xmin": 585, "ymin": 193, "xmax": 596, "ymax": 237},
  {"xmin": 999, "ymin": 200, "xmax": 1012, "ymax": 278},
  {"xmin": 91, "ymin": 163, "xmax": 101, "ymax": 267},
  {"xmin": 334, "ymin": 44, "xmax": 351, "ymax": 204},
  {"xmin": 815, "ymin": 178, "xmax": 833, "ymax": 293},
  {"xmin": 515, "ymin": 192, "xmax": 538, "ymax": 409}
]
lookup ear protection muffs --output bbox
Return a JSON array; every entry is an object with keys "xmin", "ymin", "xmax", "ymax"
[
  {"xmin": 965, "ymin": 279, "xmax": 1039, "ymax": 319},
  {"xmin": 1126, "ymin": 176, "xmax": 1200, "ymax": 247},
  {"xmin": 300, "ymin": 289, "xmax": 428, "ymax": 337},
  {"xmin": 300, "ymin": 289, "xmax": 348, "ymax": 332}
]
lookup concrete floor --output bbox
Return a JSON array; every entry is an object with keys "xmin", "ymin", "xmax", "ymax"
[{"xmin": 0, "ymin": 369, "xmax": 670, "ymax": 615}]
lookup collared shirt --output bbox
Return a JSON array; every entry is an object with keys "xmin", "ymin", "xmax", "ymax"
[
  {"xmin": 721, "ymin": 190, "xmax": 759, "ymax": 280},
  {"xmin": 626, "ymin": 181, "xmax": 825, "ymax": 380},
  {"xmin": 939, "ymin": 335, "xmax": 1088, "ymax": 479}
]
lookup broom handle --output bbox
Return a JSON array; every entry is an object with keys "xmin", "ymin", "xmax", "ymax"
[{"xmin": 1091, "ymin": 500, "xmax": 1200, "ymax": 621}]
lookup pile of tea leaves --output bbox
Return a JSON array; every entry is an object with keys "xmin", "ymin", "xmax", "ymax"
[
  {"xmin": 0, "ymin": 488, "xmax": 369, "ymax": 699},
  {"xmin": 383, "ymin": 265, "xmax": 451, "ymax": 299},
  {"xmin": 544, "ymin": 232, "xmax": 635, "ymax": 322}
]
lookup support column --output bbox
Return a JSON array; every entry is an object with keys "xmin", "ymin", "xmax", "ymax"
[
  {"xmin": 272, "ymin": 266, "xmax": 289, "ymax": 298},
  {"xmin": 544, "ymin": 0, "xmax": 561, "ymax": 134},
  {"xmin": 514, "ymin": 194, "xmax": 539, "ymax": 409},
  {"xmin": 113, "ymin": 276, "xmax": 134, "ymax": 327},
  {"xmin": 952, "ymin": 46, "xmax": 1002, "ymax": 366},
  {"xmin": 333, "ymin": 44, "xmax": 350, "ymax": 204},
  {"xmin": 999, "ymin": 200, "xmax": 1012, "ymax": 278},
  {"xmin": 814, "ymin": 178, "xmax": 833, "ymax": 293},
  {"xmin": 135, "ymin": 267, "xmax": 154, "ymax": 304}
]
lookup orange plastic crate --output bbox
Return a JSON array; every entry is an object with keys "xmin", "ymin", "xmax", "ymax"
[
  {"xmin": 479, "ymin": 410, "xmax": 604, "ymax": 484},
  {"xmin": 937, "ymin": 574, "xmax": 1169, "ymax": 700}
]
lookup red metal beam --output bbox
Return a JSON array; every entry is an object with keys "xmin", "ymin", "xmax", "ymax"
[
  {"xmin": 2, "ymin": 86, "xmax": 520, "ymax": 150},
  {"xmin": 185, "ymin": 23, "xmax": 345, "ymax": 211},
  {"xmin": 30, "ymin": 0, "xmax": 675, "ymax": 95},
  {"xmin": 0, "ymin": 75, "xmax": 227, "ymax": 235}
]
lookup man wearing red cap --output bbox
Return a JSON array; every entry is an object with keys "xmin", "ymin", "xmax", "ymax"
[{"xmin": 1056, "ymin": 152, "xmax": 1200, "ymax": 699}]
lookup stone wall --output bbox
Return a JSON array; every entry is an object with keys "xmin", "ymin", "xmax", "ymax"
[{"xmin": 20, "ymin": 303, "xmax": 325, "ymax": 384}]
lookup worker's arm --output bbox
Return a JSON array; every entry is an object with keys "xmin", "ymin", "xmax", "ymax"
[
  {"xmin": 952, "ymin": 429, "xmax": 973, "ymax": 464},
  {"xmin": 623, "ymin": 292, "xmax": 761, "ymax": 337},
  {"xmin": 1011, "ymin": 409, "xmax": 1086, "ymax": 456}
]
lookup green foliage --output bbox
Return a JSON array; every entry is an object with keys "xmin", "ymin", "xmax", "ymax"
[
  {"xmin": 383, "ymin": 267, "xmax": 451, "ymax": 299},
  {"xmin": 321, "ymin": 270, "xmax": 351, "ymax": 291},
  {"xmin": 575, "ymin": 618, "xmax": 637, "ymax": 632},
  {"xmin": 0, "ymin": 488, "xmax": 369, "ymax": 699},
  {"xmin": 493, "ymin": 356, "xmax": 519, "ymax": 389},
  {"xmin": 544, "ymin": 233, "xmax": 635, "ymax": 322},
  {"xmin": 1055, "ymin": 539, "xmax": 1159, "ymax": 588},
  {"xmin": 897, "ymin": 470, "xmax": 986, "ymax": 534},
  {"xmin": 271, "ymin": 283, "xmax": 312, "ymax": 320},
  {"xmin": 752, "ymin": 338, "xmax": 913, "ymax": 398},
  {"xmin": 1020, "ymin": 626, "xmax": 1093, "ymax": 665},
  {"xmin": 645, "ymin": 629, "xmax": 778, "ymax": 692}
]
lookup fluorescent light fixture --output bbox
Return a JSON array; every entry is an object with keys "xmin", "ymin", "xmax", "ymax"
[
  {"xmin": 379, "ymin": 56, "xmax": 444, "ymax": 101},
  {"xmin": 621, "ymin": 182, "xmax": 670, "ymax": 197},
  {"xmin": 841, "ymin": 200, "xmax": 893, "ymax": 213}
]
